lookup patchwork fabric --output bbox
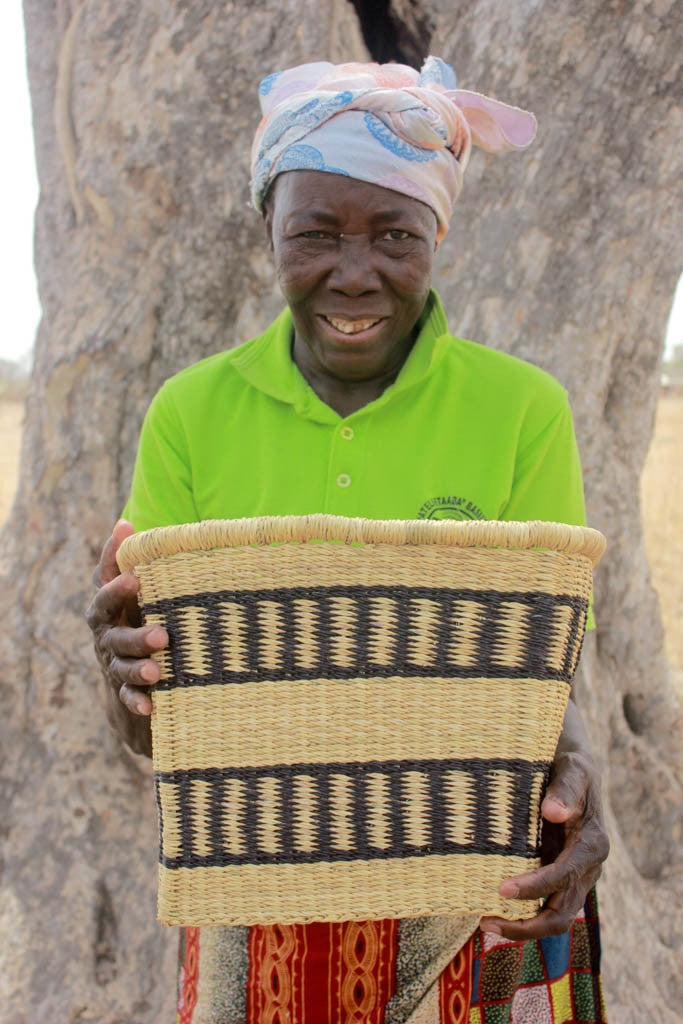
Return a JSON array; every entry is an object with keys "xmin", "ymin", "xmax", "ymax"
[{"xmin": 468, "ymin": 889, "xmax": 607, "ymax": 1023}]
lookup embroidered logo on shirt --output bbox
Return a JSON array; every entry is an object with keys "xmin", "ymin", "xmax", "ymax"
[{"xmin": 417, "ymin": 496, "xmax": 485, "ymax": 521}]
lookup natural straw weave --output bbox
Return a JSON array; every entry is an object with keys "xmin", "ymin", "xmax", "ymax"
[{"xmin": 117, "ymin": 516, "xmax": 605, "ymax": 928}]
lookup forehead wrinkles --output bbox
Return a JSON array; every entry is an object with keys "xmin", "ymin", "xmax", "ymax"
[{"xmin": 271, "ymin": 173, "xmax": 436, "ymax": 232}]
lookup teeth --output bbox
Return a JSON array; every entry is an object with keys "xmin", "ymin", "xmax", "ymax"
[{"xmin": 326, "ymin": 316, "xmax": 381, "ymax": 334}]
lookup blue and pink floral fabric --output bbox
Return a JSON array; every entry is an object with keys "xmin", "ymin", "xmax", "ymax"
[{"xmin": 250, "ymin": 57, "xmax": 536, "ymax": 242}]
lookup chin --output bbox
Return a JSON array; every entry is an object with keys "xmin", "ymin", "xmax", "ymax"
[{"xmin": 322, "ymin": 351, "xmax": 389, "ymax": 382}]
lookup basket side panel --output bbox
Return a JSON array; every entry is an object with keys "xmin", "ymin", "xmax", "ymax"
[{"xmin": 157, "ymin": 855, "xmax": 542, "ymax": 927}]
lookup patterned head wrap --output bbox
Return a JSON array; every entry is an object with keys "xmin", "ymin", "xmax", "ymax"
[{"xmin": 250, "ymin": 57, "xmax": 536, "ymax": 243}]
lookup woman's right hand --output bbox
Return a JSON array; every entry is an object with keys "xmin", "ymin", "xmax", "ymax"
[{"xmin": 86, "ymin": 519, "xmax": 168, "ymax": 756}]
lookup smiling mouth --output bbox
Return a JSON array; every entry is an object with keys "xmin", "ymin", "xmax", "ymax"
[{"xmin": 323, "ymin": 315, "xmax": 384, "ymax": 335}]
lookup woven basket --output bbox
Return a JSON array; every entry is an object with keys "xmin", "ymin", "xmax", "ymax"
[{"xmin": 117, "ymin": 515, "xmax": 605, "ymax": 927}]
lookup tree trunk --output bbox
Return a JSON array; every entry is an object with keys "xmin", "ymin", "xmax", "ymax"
[{"xmin": 1, "ymin": 0, "xmax": 680, "ymax": 1019}]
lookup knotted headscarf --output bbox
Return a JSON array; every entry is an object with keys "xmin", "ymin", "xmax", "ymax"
[{"xmin": 250, "ymin": 57, "xmax": 536, "ymax": 243}]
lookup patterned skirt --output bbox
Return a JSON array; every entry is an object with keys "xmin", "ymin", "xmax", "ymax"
[{"xmin": 176, "ymin": 889, "xmax": 606, "ymax": 1024}]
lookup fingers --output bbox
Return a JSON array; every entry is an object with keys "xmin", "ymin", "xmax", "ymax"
[
  {"xmin": 92, "ymin": 613, "xmax": 168, "ymax": 711},
  {"xmin": 111, "ymin": 654, "xmax": 160, "ymax": 685},
  {"xmin": 88, "ymin": 534, "xmax": 169, "ymax": 718},
  {"xmin": 93, "ymin": 519, "xmax": 135, "ymax": 588},
  {"xmin": 108, "ymin": 648, "xmax": 165, "ymax": 716},
  {"xmin": 89, "ymin": 522, "xmax": 162, "ymax": 727},
  {"xmin": 482, "ymin": 867, "xmax": 602, "ymax": 941},
  {"xmin": 118, "ymin": 682, "xmax": 154, "ymax": 717},
  {"xmin": 499, "ymin": 807, "xmax": 607, "ymax": 906},
  {"xmin": 498, "ymin": 852, "xmax": 603, "ymax": 904},
  {"xmin": 480, "ymin": 884, "xmax": 589, "ymax": 940},
  {"xmin": 105, "ymin": 623, "xmax": 168, "ymax": 659}
]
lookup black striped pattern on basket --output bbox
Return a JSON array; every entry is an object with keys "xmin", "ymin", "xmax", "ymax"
[
  {"xmin": 145, "ymin": 584, "xmax": 587, "ymax": 689},
  {"xmin": 156, "ymin": 757, "xmax": 550, "ymax": 870}
]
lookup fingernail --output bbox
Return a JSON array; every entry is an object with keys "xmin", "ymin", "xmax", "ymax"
[
  {"xmin": 148, "ymin": 627, "xmax": 167, "ymax": 647},
  {"xmin": 141, "ymin": 662, "xmax": 158, "ymax": 682},
  {"xmin": 499, "ymin": 881, "xmax": 519, "ymax": 898}
]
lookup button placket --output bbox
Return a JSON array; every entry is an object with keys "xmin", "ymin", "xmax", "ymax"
[
  {"xmin": 324, "ymin": 420, "xmax": 364, "ymax": 513},
  {"xmin": 337, "ymin": 422, "xmax": 355, "ymax": 489}
]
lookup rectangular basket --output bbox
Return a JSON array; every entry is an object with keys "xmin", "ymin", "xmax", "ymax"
[{"xmin": 117, "ymin": 515, "xmax": 605, "ymax": 927}]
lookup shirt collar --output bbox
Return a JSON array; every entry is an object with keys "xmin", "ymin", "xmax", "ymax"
[{"xmin": 231, "ymin": 289, "xmax": 452, "ymax": 422}]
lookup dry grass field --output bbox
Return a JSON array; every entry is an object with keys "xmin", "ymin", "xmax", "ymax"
[
  {"xmin": 640, "ymin": 393, "xmax": 683, "ymax": 673},
  {"xmin": 0, "ymin": 399, "xmax": 24, "ymax": 525},
  {"xmin": 0, "ymin": 394, "xmax": 681, "ymax": 675}
]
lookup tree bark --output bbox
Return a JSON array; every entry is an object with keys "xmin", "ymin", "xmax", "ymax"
[{"xmin": 1, "ymin": 0, "xmax": 680, "ymax": 1019}]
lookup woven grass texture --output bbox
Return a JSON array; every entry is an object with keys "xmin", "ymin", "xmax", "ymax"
[{"xmin": 118, "ymin": 516, "xmax": 605, "ymax": 927}]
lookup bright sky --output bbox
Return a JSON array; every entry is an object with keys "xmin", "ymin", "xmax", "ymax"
[
  {"xmin": 1, "ymin": 3, "xmax": 40, "ymax": 366},
  {"xmin": 0, "ymin": 3, "xmax": 680, "ymax": 367}
]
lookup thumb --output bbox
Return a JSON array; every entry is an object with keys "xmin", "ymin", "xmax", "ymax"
[
  {"xmin": 112, "ymin": 517, "xmax": 135, "ymax": 551},
  {"xmin": 95, "ymin": 519, "xmax": 136, "ymax": 587},
  {"xmin": 542, "ymin": 752, "xmax": 590, "ymax": 825},
  {"xmin": 541, "ymin": 792, "xmax": 573, "ymax": 824}
]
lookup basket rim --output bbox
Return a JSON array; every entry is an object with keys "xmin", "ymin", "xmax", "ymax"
[{"xmin": 116, "ymin": 515, "xmax": 606, "ymax": 572}]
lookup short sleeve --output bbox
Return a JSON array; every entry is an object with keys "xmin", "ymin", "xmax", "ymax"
[
  {"xmin": 501, "ymin": 398, "xmax": 586, "ymax": 526},
  {"xmin": 122, "ymin": 383, "xmax": 200, "ymax": 531},
  {"xmin": 501, "ymin": 394, "xmax": 595, "ymax": 630}
]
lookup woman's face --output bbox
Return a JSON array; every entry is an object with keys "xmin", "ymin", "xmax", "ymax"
[{"xmin": 264, "ymin": 170, "xmax": 437, "ymax": 386}]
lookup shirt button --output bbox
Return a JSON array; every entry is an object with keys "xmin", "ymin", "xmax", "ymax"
[
  {"xmin": 340, "ymin": 426, "xmax": 354, "ymax": 440},
  {"xmin": 337, "ymin": 473, "xmax": 351, "ymax": 488}
]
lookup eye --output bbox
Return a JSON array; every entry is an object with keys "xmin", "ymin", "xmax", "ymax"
[
  {"xmin": 380, "ymin": 229, "xmax": 411, "ymax": 242},
  {"xmin": 299, "ymin": 230, "xmax": 332, "ymax": 240}
]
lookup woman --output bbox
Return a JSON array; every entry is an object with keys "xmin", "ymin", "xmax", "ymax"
[{"xmin": 88, "ymin": 57, "xmax": 609, "ymax": 1023}]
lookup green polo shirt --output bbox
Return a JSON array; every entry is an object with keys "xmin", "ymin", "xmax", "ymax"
[{"xmin": 124, "ymin": 289, "xmax": 592, "ymax": 623}]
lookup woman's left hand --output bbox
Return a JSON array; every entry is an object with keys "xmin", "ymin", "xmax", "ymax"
[{"xmin": 479, "ymin": 700, "xmax": 610, "ymax": 940}]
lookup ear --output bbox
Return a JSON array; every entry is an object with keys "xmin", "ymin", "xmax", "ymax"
[
  {"xmin": 261, "ymin": 183, "xmax": 278, "ymax": 253},
  {"xmin": 262, "ymin": 204, "xmax": 275, "ymax": 253},
  {"xmin": 427, "ymin": 207, "xmax": 439, "ymax": 252}
]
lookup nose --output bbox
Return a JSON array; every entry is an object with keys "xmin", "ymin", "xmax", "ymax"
[{"xmin": 327, "ymin": 235, "xmax": 381, "ymax": 295}]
